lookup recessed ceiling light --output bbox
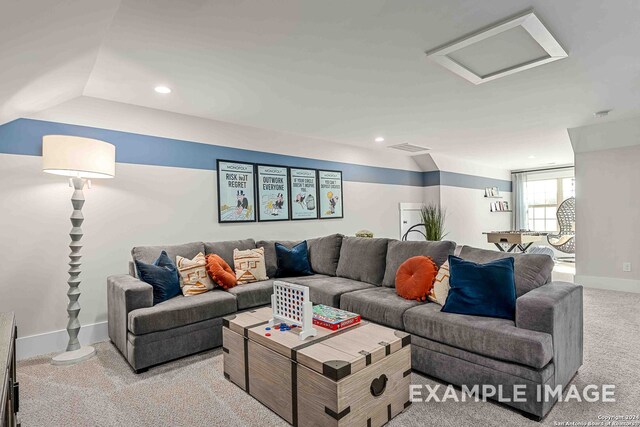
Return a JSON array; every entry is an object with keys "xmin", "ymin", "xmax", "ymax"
[
  {"xmin": 154, "ymin": 86, "xmax": 172, "ymax": 94},
  {"xmin": 374, "ymin": 137, "xmax": 385, "ymax": 143},
  {"xmin": 594, "ymin": 109, "xmax": 612, "ymax": 118},
  {"xmin": 528, "ymin": 155, "xmax": 536, "ymax": 159}
]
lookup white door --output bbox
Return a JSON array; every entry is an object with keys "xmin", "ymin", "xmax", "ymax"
[{"xmin": 399, "ymin": 203, "xmax": 424, "ymax": 241}]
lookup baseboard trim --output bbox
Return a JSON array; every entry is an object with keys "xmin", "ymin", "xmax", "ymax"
[
  {"xmin": 17, "ymin": 321, "xmax": 109, "ymax": 361},
  {"xmin": 575, "ymin": 274, "xmax": 640, "ymax": 293}
]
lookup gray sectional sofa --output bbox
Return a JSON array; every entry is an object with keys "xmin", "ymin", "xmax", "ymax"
[{"xmin": 107, "ymin": 234, "xmax": 583, "ymax": 420}]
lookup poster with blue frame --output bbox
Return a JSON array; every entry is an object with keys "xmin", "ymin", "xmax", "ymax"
[
  {"xmin": 216, "ymin": 160, "xmax": 256, "ymax": 223},
  {"xmin": 257, "ymin": 164, "xmax": 290, "ymax": 221},
  {"xmin": 318, "ymin": 170, "xmax": 343, "ymax": 219},
  {"xmin": 290, "ymin": 168, "xmax": 319, "ymax": 220}
]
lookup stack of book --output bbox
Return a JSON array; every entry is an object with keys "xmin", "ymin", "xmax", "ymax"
[{"xmin": 312, "ymin": 304, "xmax": 361, "ymax": 330}]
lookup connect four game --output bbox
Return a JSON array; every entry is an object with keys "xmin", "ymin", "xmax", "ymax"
[{"xmin": 269, "ymin": 281, "xmax": 317, "ymax": 340}]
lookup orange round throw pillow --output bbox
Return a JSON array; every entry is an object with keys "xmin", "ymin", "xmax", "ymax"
[
  {"xmin": 206, "ymin": 254, "xmax": 237, "ymax": 290},
  {"xmin": 395, "ymin": 256, "xmax": 438, "ymax": 302}
]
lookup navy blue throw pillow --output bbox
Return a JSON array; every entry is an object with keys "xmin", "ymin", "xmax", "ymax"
[
  {"xmin": 276, "ymin": 241, "xmax": 313, "ymax": 277},
  {"xmin": 441, "ymin": 255, "xmax": 516, "ymax": 320},
  {"xmin": 135, "ymin": 251, "xmax": 181, "ymax": 305}
]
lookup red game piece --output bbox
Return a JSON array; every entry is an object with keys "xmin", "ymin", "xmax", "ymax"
[{"xmin": 265, "ymin": 333, "xmax": 271, "ymax": 337}]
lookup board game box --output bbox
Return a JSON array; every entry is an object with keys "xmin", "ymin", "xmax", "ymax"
[{"xmin": 312, "ymin": 304, "xmax": 361, "ymax": 330}]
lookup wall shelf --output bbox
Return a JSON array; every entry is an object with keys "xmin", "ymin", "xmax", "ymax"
[
  {"xmin": 484, "ymin": 196, "xmax": 503, "ymax": 199},
  {"xmin": 491, "ymin": 210, "xmax": 513, "ymax": 213}
]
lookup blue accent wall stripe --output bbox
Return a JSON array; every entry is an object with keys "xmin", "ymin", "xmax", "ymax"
[
  {"xmin": 423, "ymin": 170, "xmax": 440, "ymax": 187},
  {"xmin": 440, "ymin": 171, "xmax": 512, "ymax": 192},
  {"xmin": 0, "ymin": 118, "xmax": 512, "ymax": 191},
  {"xmin": 0, "ymin": 119, "xmax": 425, "ymax": 186}
]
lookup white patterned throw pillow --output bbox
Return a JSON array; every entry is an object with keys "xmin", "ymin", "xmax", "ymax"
[
  {"xmin": 428, "ymin": 260, "xmax": 450, "ymax": 305},
  {"xmin": 176, "ymin": 252, "xmax": 215, "ymax": 296},
  {"xmin": 234, "ymin": 247, "xmax": 268, "ymax": 284}
]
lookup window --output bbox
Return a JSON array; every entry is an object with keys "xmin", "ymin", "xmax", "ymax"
[
  {"xmin": 524, "ymin": 175, "xmax": 575, "ymax": 232},
  {"xmin": 562, "ymin": 177, "xmax": 575, "ymax": 199}
]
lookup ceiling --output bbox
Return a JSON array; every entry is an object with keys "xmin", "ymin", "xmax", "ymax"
[{"xmin": 3, "ymin": 0, "xmax": 640, "ymax": 170}]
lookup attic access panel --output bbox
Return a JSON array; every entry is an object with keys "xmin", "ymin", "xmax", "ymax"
[
  {"xmin": 388, "ymin": 142, "xmax": 431, "ymax": 155},
  {"xmin": 426, "ymin": 11, "xmax": 567, "ymax": 84}
]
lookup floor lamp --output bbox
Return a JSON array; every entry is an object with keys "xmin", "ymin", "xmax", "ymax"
[{"xmin": 42, "ymin": 135, "xmax": 116, "ymax": 365}]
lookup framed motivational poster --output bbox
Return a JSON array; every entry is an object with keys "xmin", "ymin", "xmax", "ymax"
[
  {"xmin": 216, "ymin": 160, "xmax": 256, "ymax": 223},
  {"xmin": 318, "ymin": 170, "xmax": 343, "ymax": 219},
  {"xmin": 256, "ymin": 164, "xmax": 290, "ymax": 221},
  {"xmin": 289, "ymin": 167, "xmax": 319, "ymax": 220}
]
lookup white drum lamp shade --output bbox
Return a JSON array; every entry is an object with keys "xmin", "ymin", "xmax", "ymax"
[{"xmin": 42, "ymin": 135, "xmax": 116, "ymax": 178}]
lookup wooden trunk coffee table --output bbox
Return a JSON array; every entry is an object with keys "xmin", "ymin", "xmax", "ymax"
[{"xmin": 222, "ymin": 306, "xmax": 412, "ymax": 427}]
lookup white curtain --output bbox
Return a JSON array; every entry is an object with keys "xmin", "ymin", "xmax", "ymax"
[{"xmin": 512, "ymin": 171, "xmax": 528, "ymax": 230}]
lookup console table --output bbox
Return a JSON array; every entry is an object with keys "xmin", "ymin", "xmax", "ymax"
[
  {"xmin": 0, "ymin": 312, "xmax": 19, "ymax": 427},
  {"xmin": 483, "ymin": 231, "xmax": 547, "ymax": 253}
]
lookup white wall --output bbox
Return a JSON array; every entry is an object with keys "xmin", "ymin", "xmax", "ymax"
[
  {"xmin": 0, "ymin": 97, "xmax": 426, "ymax": 354},
  {"xmin": 431, "ymin": 153, "xmax": 512, "ymax": 181},
  {"xmin": 423, "ymin": 186, "xmax": 440, "ymax": 206},
  {"xmin": 431, "ymin": 154, "xmax": 513, "ymax": 249},
  {"xmin": 440, "ymin": 186, "xmax": 512, "ymax": 250},
  {"xmin": 574, "ymin": 145, "xmax": 640, "ymax": 292},
  {"xmin": 570, "ymin": 117, "xmax": 640, "ymax": 292}
]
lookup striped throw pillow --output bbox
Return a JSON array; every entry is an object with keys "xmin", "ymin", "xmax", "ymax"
[{"xmin": 428, "ymin": 260, "xmax": 450, "ymax": 305}]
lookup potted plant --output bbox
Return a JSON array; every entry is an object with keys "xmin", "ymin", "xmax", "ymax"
[{"xmin": 402, "ymin": 203, "xmax": 448, "ymax": 241}]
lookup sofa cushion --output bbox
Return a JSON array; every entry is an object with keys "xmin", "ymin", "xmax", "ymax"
[
  {"xmin": 442, "ymin": 256, "xmax": 516, "ymax": 320},
  {"xmin": 256, "ymin": 235, "xmax": 344, "ymax": 278},
  {"xmin": 226, "ymin": 280, "xmax": 274, "ymax": 310},
  {"xmin": 128, "ymin": 290, "xmax": 237, "ymax": 335},
  {"xmin": 458, "ymin": 246, "xmax": 554, "ymax": 297},
  {"xmin": 307, "ymin": 234, "xmax": 343, "ymax": 276},
  {"xmin": 204, "ymin": 239, "xmax": 256, "ymax": 271},
  {"xmin": 382, "ymin": 240, "xmax": 456, "ymax": 287},
  {"xmin": 227, "ymin": 275, "xmax": 329, "ymax": 310},
  {"xmin": 335, "ymin": 237, "xmax": 389, "ymax": 285},
  {"xmin": 340, "ymin": 287, "xmax": 422, "ymax": 330},
  {"xmin": 256, "ymin": 240, "xmax": 301, "ymax": 278},
  {"xmin": 234, "ymin": 247, "xmax": 268, "ymax": 283},
  {"xmin": 395, "ymin": 256, "xmax": 438, "ymax": 301},
  {"xmin": 176, "ymin": 252, "xmax": 215, "ymax": 296},
  {"xmin": 132, "ymin": 242, "xmax": 204, "ymax": 265},
  {"xmin": 301, "ymin": 276, "xmax": 375, "ymax": 307},
  {"xmin": 409, "ymin": 334, "xmax": 555, "ymax": 385},
  {"xmin": 134, "ymin": 251, "xmax": 182, "ymax": 305},
  {"xmin": 205, "ymin": 254, "xmax": 237, "ymax": 290},
  {"xmin": 402, "ymin": 303, "xmax": 553, "ymax": 369},
  {"xmin": 428, "ymin": 260, "xmax": 451, "ymax": 305},
  {"xmin": 276, "ymin": 241, "xmax": 313, "ymax": 277}
]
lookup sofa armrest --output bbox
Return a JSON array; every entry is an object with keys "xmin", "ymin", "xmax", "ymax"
[
  {"xmin": 516, "ymin": 282, "xmax": 583, "ymax": 387},
  {"xmin": 128, "ymin": 261, "xmax": 137, "ymax": 277},
  {"xmin": 107, "ymin": 274, "xmax": 153, "ymax": 356}
]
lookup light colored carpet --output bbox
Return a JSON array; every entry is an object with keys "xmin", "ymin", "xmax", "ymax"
[{"xmin": 18, "ymin": 288, "xmax": 640, "ymax": 426}]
